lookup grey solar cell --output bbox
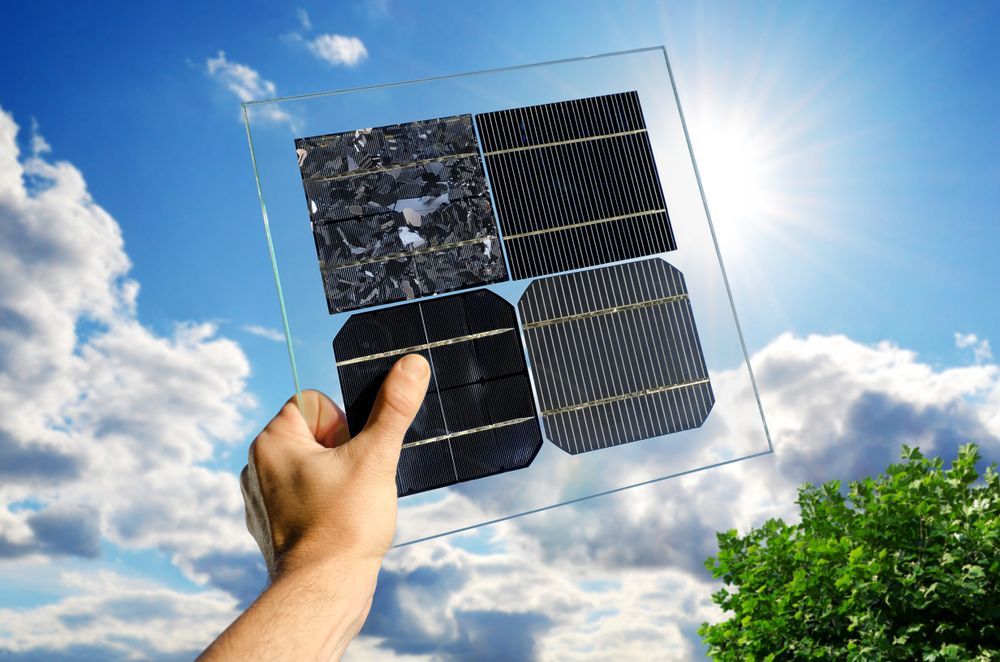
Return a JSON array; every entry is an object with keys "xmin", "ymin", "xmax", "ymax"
[{"xmin": 519, "ymin": 258, "xmax": 714, "ymax": 453}]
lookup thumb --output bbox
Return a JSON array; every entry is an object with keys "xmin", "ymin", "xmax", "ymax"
[{"xmin": 354, "ymin": 353, "xmax": 430, "ymax": 458}]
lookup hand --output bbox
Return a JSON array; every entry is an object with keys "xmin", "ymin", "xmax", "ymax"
[
  {"xmin": 201, "ymin": 354, "xmax": 430, "ymax": 661},
  {"xmin": 241, "ymin": 353, "xmax": 431, "ymax": 577}
]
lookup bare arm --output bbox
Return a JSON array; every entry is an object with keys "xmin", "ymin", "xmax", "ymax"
[{"xmin": 200, "ymin": 354, "xmax": 430, "ymax": 661}]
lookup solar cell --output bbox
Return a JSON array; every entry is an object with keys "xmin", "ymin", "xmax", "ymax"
[
  {"xmin": 295, "ymin": 115, "xmax": 507, "ymax": 313},
  {"xmin": 334, "ymin": 290, "xmax": 542, "ymax": 496},
  {"xmin": 519, "ymin": 258, "xmax": 714, "ymax": 454},
  {"xmin": 476, "ymin": 91, "xmax": 677, "ymax": 279}
]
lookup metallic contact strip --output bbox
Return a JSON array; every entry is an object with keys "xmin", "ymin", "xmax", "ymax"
[
  {"xmin": 302, "ymin": 151, "xmax": 480, "ymax": 183},
  {"xmin": 319, "ymin": 235, "xmax": 498, "ymax": 272},
  {"xmin": 335, "ymin": 328, "xmax": 515, "ymax": 367},
  {"xmin": 521, "ymin": 293, "xmax": 690, "ymax": 330},
  {"xmin": 502, "ymin": 209, "xmax": 666, "ymax": 241},
  {"xmin": 482, "ymin": 128, "xmax": 648, "ymax": 156},
  {"xmin": 402, "ymin": 417, "xmax": 536, "ymax": 449},
  {"xmin": 542, "ymin": 378, "xmax": 712, "ymax": 416}
]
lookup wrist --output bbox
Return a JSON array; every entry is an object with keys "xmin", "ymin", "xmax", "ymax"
[{"xmin": 275, "ymin": 538, "xmax": 384, "ymax": 587}]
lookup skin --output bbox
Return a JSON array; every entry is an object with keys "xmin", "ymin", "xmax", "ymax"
[{"xmin": 199, "ymin": 353, "xmax": 431, "ymax": 662}]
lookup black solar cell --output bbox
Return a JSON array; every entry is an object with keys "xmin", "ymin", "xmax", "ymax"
[
  {"xmin": 476, "ymin": 92, "xmax": 677, "ymax": 279},
  {"xmin": 334, "ymin": 290, "xmax": 543, "ymax": 496}
]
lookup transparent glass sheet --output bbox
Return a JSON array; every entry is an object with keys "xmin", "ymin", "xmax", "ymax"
[{"xmin": 243, "ymin": 47, "xmax": 772, "ymax": 546}]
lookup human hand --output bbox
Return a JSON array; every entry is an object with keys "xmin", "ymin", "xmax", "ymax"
[
  {"xmin": 240, "ymin": 353, "xmax": 431, "ymax": 579},
  {"xmin": 200, "ymin": 354, "xmax": 430, "ymax": 661}
]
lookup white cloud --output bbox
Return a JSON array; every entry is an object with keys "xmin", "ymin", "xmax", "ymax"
[
  {"xmin": 28, "ymin": 118, "xmax": 51, "ymax": 156},
  {"xmin": 242, "ymin": 324, "xmax": 285, "ymax": 343},
  {"xmin": 307, "ymin": 34, "xmax": 368, "ymax": 67},
  {"xmin": 204, "ymin": 50, "xmax": 291, "ymax": 125},
  {"xmin": 3, "ymin": 105, "xmax": 999, "ymax": 659},
  {"xmin": 0, "ymin": 570, "xmax": 239, "ymax": 659},
  {"xmin": 0, "ymin": 107, "xmax": 260, "ymax": 653},
  {"xmin": 955, "ymin": 331, "xmax": 993, "ymax": 363},
  {"xmin": 354, "ymin": 333, "xmax": 1000, "ymax": 660},
  {"xmin": 296, "ymin": 7, "xmax": 312, "ymax": 30}
]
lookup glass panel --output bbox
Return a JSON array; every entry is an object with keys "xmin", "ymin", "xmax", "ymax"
[{"xmin": 243, "ymin": 47, "xmax": 772, "ymax": 546}]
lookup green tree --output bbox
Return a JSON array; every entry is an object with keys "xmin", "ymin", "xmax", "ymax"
[{"xmin": 699, "ymin": 444, "xmax": 1000, "ymax": 661}]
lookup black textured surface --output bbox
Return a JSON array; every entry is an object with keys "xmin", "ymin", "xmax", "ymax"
[
  {"xmin": 519, "ymin": 258, "xmax": 714, "ymax": 454},
  {"xmin": 334, "ymin": 290, "xmax": 542, "ymax": 496},
  {"xmin": 476, "ymin": 91, "xmax": 677, "ymax": 279},
  {"xmin": 296, "ymin": 115, "xmax": 507, "ymax": 313}
]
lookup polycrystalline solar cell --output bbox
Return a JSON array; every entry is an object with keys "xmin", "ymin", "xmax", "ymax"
[
  {"xmin": 476, "ymin": 91, "xmax": 677, "ymax": 280},
  {"xmin": 518, "ymin": 258, "xmax": 714, "ymax": 454},
  {"xmin": 295, "ymin": 115, "xmax": 507, "ymax": 313},
  {"xmin": 334, "ymin": 290, "xmax": 542, "ymax": 496}
]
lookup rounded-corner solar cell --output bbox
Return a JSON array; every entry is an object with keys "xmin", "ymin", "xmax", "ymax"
[
  {"xmin": 334, "ymin": 289, "xmax": 543, "ymax": 496},
  {"xmin": 520, "ymin": 257, "xmax": 714, "ymax": 454}
]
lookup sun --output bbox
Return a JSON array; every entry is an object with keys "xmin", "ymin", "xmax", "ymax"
[{"xmin": 690, "ymin": 108, "xmax": 782, "ymax": 264}]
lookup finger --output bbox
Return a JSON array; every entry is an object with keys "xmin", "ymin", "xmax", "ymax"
[
  {"xmin": 353, "ymin": 354, "xmax": 430, "ymax": 459},
  {"xmin": 297, "ymin": 389, "xmax": 351, "ymax": 449}
]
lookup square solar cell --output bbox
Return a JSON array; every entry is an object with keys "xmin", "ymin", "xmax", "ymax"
[
  {"xmin": 334, "ymin": 290, "xmax": 543, "ymax": 496},
  {"xmin": 518, "ymin": 258, "xmax": 714, "ymax": 454},
  {"xmin": 296, "ymin": 115, "xmax": 508, "ymax": 313},
  {"xmin": 476, "ymin": 91, "xmax": 677, "ymax": 279}
]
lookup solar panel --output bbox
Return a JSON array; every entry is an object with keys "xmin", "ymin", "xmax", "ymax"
[
  {"xmin": 476, "ymin": 91, "xmax": 677, "ymax": 280},
  {"xmin": 334, "ymin": 290, "xmax": 542, "ymax": 496},
  {"xmin": 295, "ymin": 115, "xmax": 508, "ymax": 313},
  {"xmin": 519, "ymin": 258, "xmax": 714, "ymax": 454}
]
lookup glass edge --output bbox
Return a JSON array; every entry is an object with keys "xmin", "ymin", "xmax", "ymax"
[
  {"xmin": 242, "ymin": 45, "xmax": 670, "ymax": 107},
  {"xmin": 241, "ymin": 46, "xmax": 777, "ymax": 545},
  {"xmin": 242, "ymin": 104, "xmax": 304, "ymax": 409},
  {"xmin": 658, "ymin": 46, "xmax": 774, "ymax": 454},
  {"xmin": 392, "ymin": 448, "xmax": 775, "ymax": 549}
]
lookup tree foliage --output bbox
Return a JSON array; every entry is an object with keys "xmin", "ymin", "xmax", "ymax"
[{"xmin": 699, "ymin": 444, "xmax": 1000, "ymax": 660}]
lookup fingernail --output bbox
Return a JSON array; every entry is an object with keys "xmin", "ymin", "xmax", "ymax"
[{"xmin": 398, "ymin": 354, "xmax": 429, "ymax": 377}]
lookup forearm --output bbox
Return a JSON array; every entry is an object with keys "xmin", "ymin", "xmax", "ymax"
[{"xmin": 200, "ymin": 553, "xmax": 382, "ymax": 662}]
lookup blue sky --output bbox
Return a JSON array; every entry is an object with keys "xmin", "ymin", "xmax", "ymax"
[{"xmin": 0, "ymin": 1, "xmax": 998, "ymax": 659}]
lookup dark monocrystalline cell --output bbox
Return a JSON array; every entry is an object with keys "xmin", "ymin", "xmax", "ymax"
[
  {"xmin": 476, "ymin": 91, "xmax": 677, "ymax": 280},
  {"xmin": 334, "ymin": 290, "xmax": 542, "ymax": 496},
  {"xmin": 295, "ymin": 114, "xmax": 507, "ymax": 313},
  {"xmin": 518, "ymin": 258, "xmax": 714, "ymax": 454}
]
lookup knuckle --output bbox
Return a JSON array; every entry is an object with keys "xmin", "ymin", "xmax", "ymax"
[{"xmin": 381, "ymin": 387, "xmax": 420, "ymax": 421}]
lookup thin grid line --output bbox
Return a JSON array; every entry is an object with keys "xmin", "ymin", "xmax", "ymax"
[
  {"xmin": 402, "ymin": 417, "xmax": 536, "ymax": 449},
  {"xmin": 522, "ymin": 293, "xmax": 689, "ymax": 329},
  {"xmin": 416, "ymin": 303, "xmax": 459, "ymax": 482},
  {"xmin": 319, "ymin": 235, "xmax": 498, "ymax": 272},
  {"xmin": 501, "ymin": 208, "xmax": 666, "ymax": 242},
  {"xmin": 482, "ymin": 128, "xmax": 647, "ymax": 156},
  {"xmin": 336, "ymin": 328, "xmax": 515, "ymax": 366},
  {"xmin": 301, "ymin": 151, "xmax": 479, "ymax": 183}
]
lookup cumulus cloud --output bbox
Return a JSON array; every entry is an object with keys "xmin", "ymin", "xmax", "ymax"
[
  {"xmin": 0, "ymin": 570, "xmax": 239, "ymax": 660},
  {"xmin": 204, "ymin": 50, "xmax": 291, "ymax": 125},
  {"xmin": 2, "ymin": 103, "xmax": 999, "ymax": 660},
  {"xmin": 307, "ymin": 34, "xmax": 368, "ymax": 67},
  {"xmin": 353, "ymin": 333, "xmax": 1000, "ymax": 660},
  {"xmin": 956, "ymin": 331, "xmax": 993, "ymax": 363},
  {"xmin": 0, "ymin": 107, "xmax": 257, "ymax": 653}
]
